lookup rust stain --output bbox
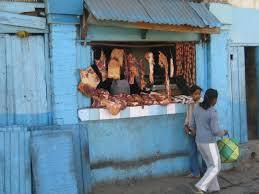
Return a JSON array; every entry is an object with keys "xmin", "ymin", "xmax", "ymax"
[{"xmin": 91, "ymin": 152, "xmax": 189, "ymax": 170}]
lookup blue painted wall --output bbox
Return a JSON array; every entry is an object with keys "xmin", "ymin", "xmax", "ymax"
[
  {"xmin": 31, "ymin": 125, "xmax": 91, "ymax": 194},
  {"xmin": 208, "ymin": 31, "xmax": 234, "ymax": 140},
  {"xmin": 196, "ymin": 42, "xmax": 209, "ymax": 91},
  {"xmin": 47, "ymin": 22, "xmax": 206, "ymax": 184},
  {"xmin": 87, "ymin": 114, "xmax": 191, "ymax": 183},
  {"xmin": 1, "ymin": 0, "xmax": 249, "ymax": 191},
  {"xmin": 0, "ymin": 35, "xmax": 52, "ymax": 127},
  {"xmin": 45, "ymin": 0, "xmax": 83, "ymax": 15},
  {"xmin": 231, "ymin": 8, "xmax": 259, "ymax": 45},
  {"xmin": 87, "ymin": 25, "xmax": 201, "ymax": 42},
  {"xmin": 208, "ymin": 30, "xmax": 248, "ymax": 144},
  {"xmin": 210, "ymin": 3, "xmax": 259, "ymax": 143},
  {"xmin": 0, "ymin": 127, "xmax": 31, "ymax": 194},
  {"xmin": 229, "ymin": 46, "xmax": 248, "ymax": 143},
  {"xmin": 210, "ymin": 3, "xmax": 259, "ymax": 45}
]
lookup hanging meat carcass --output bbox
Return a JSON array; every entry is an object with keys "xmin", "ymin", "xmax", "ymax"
[
  {"xmin": 159, "ymin": 51, "xmax": 171, "ymax": 101},
  {"xmin": 170, "ymin": 57, "xmax": 174, "ymax": 78},
  {"xmin": 80, "ymin": 67, "xmax": 100, "ymax": 88},
  {"xmin": 176, "ymin": 43, "xmax": 184, "ymax": 77},
  {"xmin": 145, "ymin": 52, "xmax": 155, "ymax": 84},
  {"xmin": 139, "ymin": 59, "xmax": 146, "ymax": 90},
  {"xmin": 108, "ymin": 48, "xmax": 125, "ymax": 80},
  {"xmin": 124, "ymin": 53, "xmax": 129, "ymax": 80},
  {"xmin": 176, "ymin": 42, "xmax": 196, "ymax": 87},
  {"xmin": 183, "ymin": 43, "xmax": 196, "ymax": 86},
  {"xmin": 78, "ymin": 66, "xmax": 101, "ymax": 96},
  {"xmin": 127, "ymin": 53, "xmax": 139, "ymax": 84},
  {"xmin": 95, "ymin": 50, "xmax": 107, "ymax": 81},
  {"xmin": 108, "ymin": 58, "xmax": 120, "ymax": 80},
  {"xmin": 111, "ymin": 48, "xmax": 124, "ymax": 66}
]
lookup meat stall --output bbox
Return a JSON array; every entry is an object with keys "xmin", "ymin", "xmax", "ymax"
[
  {"xmin": 78, "ymin": 42, "xmax": 197, "ymax": 120},
  {"xmin": 75, "ymin": 0, "xmax": 222, "ymax": 184}
]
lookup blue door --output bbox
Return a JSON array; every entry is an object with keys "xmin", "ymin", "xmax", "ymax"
[
  {"xmin": 0, "ymin": 35, "xmax": 51, "ymax": 126},
  {"xmin": 230, "ymin": 46, "xmax": 248, "ymax": 143},
  {"xmin": 256, "ymin": 47, "xmax": 259, "ymax": 139}
]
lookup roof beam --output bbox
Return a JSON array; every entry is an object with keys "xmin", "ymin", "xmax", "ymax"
[
  {"xmin": 0, "ymin": 2, "xmax": 45, "ymax": 14},
  {"xmin": 0, "ymin": 11, "xmax": 46, "ymax": 29},
  {"xmin": 88, "ymin": 15, "xmax": 220, "ymax": 34}
]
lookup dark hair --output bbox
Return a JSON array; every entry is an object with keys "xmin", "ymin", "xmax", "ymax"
[
  {"xmin": 189, "ymin": 85, "xmax": 202, "ymax": 94},
  {"xmin": 93, "ymin": 48, "xmax": 102, "ymax": 60},
  {"xmin": 175, "ymin": 76, "xmax": 190, "ymax": 95},
  {"xmin": 200, "ymin": 88, "xmax": 218, "ymax": 110}
]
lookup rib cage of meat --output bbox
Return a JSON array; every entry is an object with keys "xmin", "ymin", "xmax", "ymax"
[
  {"xmin": 145, "ymin": 52, "xmax": 155, "ymax": 84},
  {"xmin": 96, "ymin": 50, "xmax": 107, "ymax": 81},
  {"xmin": 108, "ymin": 58, "xmax": 121, "ymax": 80},
  {"xmin": 139, "ymin": 59, "xmax": 146, "ymax": 90},
  {"xmin": 127, "ymin": 53, "xmax": 139, "ymax": 84},
  {"xmin": 124, "ymin": 53, "xmax": 129, "ymax": 80},
  {"xmin": 170, "ymin": 58, "xmax": 174, "ymax": 78},
  {"xmin": 159, "ymin": 51, "xmax": 172, "ymax": 101},
  {"xmin": 111, "ymin": 49, "xmax": 124, "ymax": 66}
]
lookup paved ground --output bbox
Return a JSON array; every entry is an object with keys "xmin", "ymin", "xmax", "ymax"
[{"xmin": 90, "ymin": 159, "xmax": 259, "ymax": 194}]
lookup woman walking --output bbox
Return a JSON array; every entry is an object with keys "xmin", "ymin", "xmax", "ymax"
[{"xmin": 190, "ymin": 89, "xmax": 228, "ymax": 193}]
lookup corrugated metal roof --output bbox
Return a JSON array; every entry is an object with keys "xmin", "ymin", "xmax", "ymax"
[{"xmin": 84, "ymin": 0, "xmax": 221, "ymax": 28}]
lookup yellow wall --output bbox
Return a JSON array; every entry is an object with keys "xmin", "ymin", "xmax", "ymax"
[
  {"xmin": 202, "ymin": 0, "xmax": 259, "ymax": 9},
  {"xmin": 228, "ymin": 0, "xmax": 259, "ymax": 9}
]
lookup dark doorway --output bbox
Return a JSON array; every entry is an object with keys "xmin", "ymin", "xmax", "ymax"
[{"xmin": 245, "ymin": 47, "xmax": 257, "ymax": 140}]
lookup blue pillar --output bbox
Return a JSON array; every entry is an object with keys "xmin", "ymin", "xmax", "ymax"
[
  {"xmin": 50, "ymin": 24, "xmax": 79, "ymax": 125},
  {"xmin": 196, "ymin": 42, "xmax": 209, "ymax": 91}
]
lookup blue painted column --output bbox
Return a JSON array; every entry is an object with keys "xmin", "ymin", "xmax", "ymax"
[
  {"xmin": 208, "ymin": 31, "xmax": 233, "ymax": 136},
  {"xmin": 256, "ymin": 47, "xmax": 259, "ymax": 139},
  {"xmin": 50, "ymin": 24, "xmax": 79, "ymax": 125},
  {"xmin": 76, "ymin": 44, "xmax": 92, "ymax": 108},
  {"xmin": 196, "ymin": 42, "xmax": 209, "ymax": 91}
]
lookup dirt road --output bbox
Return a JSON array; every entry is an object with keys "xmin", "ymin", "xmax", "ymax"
[{"xmin": 91, "ymin": 160, "xmax": 259, "ymax": 194}]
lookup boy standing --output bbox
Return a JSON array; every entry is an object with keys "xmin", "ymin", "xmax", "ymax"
[{"xmin": 184, "ymin": 85, "xmax": 206, "ymax": 178}]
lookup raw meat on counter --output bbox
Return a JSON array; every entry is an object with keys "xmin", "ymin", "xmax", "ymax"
[
  {"xmin": 79, "ymin": 80, "xmax": 194, "ymax": 115},
  {"xmin": 172, "ymin": 95, "xmax": 193, "ymax": 104},
  {"xmin": 149, "ymin": 92, "xmax": 170, "ymax": 105},
  {"xmin": 78, "ymin": 82, "xmax": 96, "ymax": 96}
]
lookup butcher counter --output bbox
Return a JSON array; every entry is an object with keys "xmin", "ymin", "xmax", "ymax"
[{"xmin": 78, "ymin": 103, "xmax": 186, "ymax": 121}]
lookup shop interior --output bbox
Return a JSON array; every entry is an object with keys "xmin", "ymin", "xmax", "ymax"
[
  {"xmin": 78, "ymin": 42, "xmax": 197, "ymax": 115},
  {"xmin": 245, "ymin": 47, "xmax": 257, "ymax": 140}
]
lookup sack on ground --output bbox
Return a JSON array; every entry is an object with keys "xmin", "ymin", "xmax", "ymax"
[{"xmin": 217, "ymin": 137, "xmax": 239, "ymax": 163}]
